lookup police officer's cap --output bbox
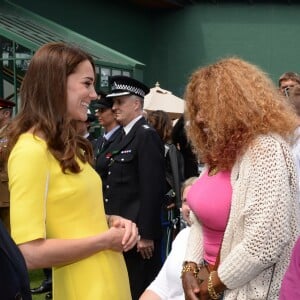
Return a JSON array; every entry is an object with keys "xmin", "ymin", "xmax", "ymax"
[
  {"xmin": 106, "ymin": 76, "xmax": 150, "ymax": 99},
  {"xmin": 93, "ymin": 98, "xmax": 113, "ymax": 110}
]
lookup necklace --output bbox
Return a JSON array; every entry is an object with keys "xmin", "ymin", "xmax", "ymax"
[{"xmin": 208, "ymin": 166, "xmax": 218, "ymax": 176}]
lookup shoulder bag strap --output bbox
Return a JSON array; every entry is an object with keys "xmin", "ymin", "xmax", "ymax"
[{"xmin": 167, "ymin": 144, "xmax": 182, "ymax": 208}]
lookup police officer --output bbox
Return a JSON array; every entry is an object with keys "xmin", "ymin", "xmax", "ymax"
[
  {"xmin": 0, "ymin": 98, "xmax": 15, "ymax": 232},
  {"xmin": 93, "ymin": 94, "xmax": 121, "ymax": 163},
  {"xmin": 98, "ymin": 76, "xmax": 165, "ymax": 300}
]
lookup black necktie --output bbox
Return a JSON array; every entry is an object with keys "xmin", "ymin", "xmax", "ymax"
[
  {"xmin": 121, "ymin": 128, "xmax": 126, "ymax": 141},
  {"xmin": 101, "ymin": 136, "xmax": 108, "ymax": 150}
]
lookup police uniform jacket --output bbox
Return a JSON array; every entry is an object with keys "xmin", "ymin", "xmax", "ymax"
[
  {"xmin": 97, "ymin": 117, "xmax": 165, "ymax": 240},
  {"xmin": 94, "ymin": 126, "xmax": 122, "ymax": 165}
]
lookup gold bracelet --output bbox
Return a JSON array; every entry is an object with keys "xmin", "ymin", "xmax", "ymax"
[
  {"xmin": 181, "ymin": 261, "xmax": 199, "ymax": 278},
  {"xmin": 208, "ymin": 271, "xmax": 222, "ymax": 299}
]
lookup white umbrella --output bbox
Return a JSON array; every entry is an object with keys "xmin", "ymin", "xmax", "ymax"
[{"xmin": 144, "ymin": 82, "xmax": 184, "ymax": 119}]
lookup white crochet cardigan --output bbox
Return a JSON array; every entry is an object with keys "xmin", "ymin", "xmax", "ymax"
[{"xmin": 184, "ymin": 134, "xmax": 300, "ymax": 299}]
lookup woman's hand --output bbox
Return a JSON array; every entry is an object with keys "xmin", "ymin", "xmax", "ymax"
[
  {"xmin": 182, "ymin": 271, "xmax": 201, "ymax": 300},
  {"xmin": 106, "ymin": 227, "xmax": 128, "ymax": 252},
  {"xmin": 183, "ymin": 271, "xmax": 226, "ymax": 300},
  {"xmin": 107, "ymin": 215, "xmax": 139, "ymax": 252}
]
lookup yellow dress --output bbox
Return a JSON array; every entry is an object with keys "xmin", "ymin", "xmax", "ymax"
[{"xmin": 8, "ymin": 133, "xmax": 131, "ymax": 300}]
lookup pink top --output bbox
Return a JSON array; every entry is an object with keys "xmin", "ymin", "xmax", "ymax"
[
  {"xmin": 279, "ymin": 237, "xmax": 300, "ymax": 300},
  {"xmin": 187, "ymin": 170, "xmax": 232, "ymax": 264}
]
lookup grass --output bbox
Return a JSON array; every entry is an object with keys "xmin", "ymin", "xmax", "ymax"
[{"xmin": 28, "ymin": 269, "xmax": 49, "ymax": 300}]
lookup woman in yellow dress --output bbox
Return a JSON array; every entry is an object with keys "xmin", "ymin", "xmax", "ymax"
[{"xmin": 7, "ymin": 42, "xmax": 138, "ymax": 300}]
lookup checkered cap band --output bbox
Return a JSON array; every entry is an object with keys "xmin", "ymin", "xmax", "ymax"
[{"xmin": 112, "ymin": 82, "xmax": 146, "ymax": 98}]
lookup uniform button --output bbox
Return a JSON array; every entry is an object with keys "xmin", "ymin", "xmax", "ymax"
[
  {"xmin": 121, "ymin": 158, "xmax": 124, "ymax": 161},
  {"xmin": 105, "ymin": 198, "xmax": 109, "ymax": 202},
  {"xmin": 106, "ymin": 185, "xmax": 110, "ymax": 189},
  {"xmin": 108, "ymin": 171, "xmax": 111, "ymax": 175}
]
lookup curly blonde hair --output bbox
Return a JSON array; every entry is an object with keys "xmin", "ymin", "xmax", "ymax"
[{"xmin": 184, "ymin": 57, "xmax": 299, "ymax": 170}]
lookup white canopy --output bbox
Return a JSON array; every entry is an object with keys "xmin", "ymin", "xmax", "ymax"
[{"xmin": 144, "ymin": 82, "xmax": 184, "ymax": 119}]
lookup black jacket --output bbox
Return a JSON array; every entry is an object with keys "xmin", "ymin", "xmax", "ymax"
[
  {"xmin": 171, "ymin": 115, "xmax": 199, "ymax": 179},
  {"xmin": 0, "ymin": 220, "xmax": 32, "ymax": 300},
  {"xmin": 96, "ymin": 117, "xmax": 165, "ymax": 240},
  {"xmin": 94, "ymin": 126, "xmax": 122, "ymax": 166}
]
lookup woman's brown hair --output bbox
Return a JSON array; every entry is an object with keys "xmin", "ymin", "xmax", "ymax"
[
  {"xmin": 7, "ymin": 42, "xmax": 95, "ymax": 173},
  {"xmin": 147, "ymin": 110, "xmax": 173, "ymax": 143}
]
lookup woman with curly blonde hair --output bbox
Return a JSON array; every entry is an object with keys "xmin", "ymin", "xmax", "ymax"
[{"xmin": 181, "ymin": 57, "xmax": 300, "ymax": 300}]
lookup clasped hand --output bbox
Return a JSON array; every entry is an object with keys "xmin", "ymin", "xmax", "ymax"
[
  {"xmin": 108, "ymin": 215, "xmax": 139, "ymax": 252},
  {"xmin": 182, "ymin": 272, "xmax": 210, "ymax": 300}
]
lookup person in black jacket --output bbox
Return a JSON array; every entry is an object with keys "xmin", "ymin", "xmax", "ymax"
[
  {"xmin": 94, "ymin": 95, "xmax": 121, "ymax": 168},
  {"xmin": 171, "ymin": 114, "xmax": 199, "ymax": 179},
  {"xmin": 0, "ymin": 220, "xmax": 32, "ymax": 300},
  {"xmin": 98, "ymin": 76, "xmax": 166, "ymax": 300},
  {"xmin": 147, "ymin": 110, "xmax": 185, "ymax": 260}
]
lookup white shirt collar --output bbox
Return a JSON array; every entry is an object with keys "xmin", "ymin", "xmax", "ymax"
[{"xmin": 123, "ymin": 115, "xmax": 143, "ymax": 135}]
